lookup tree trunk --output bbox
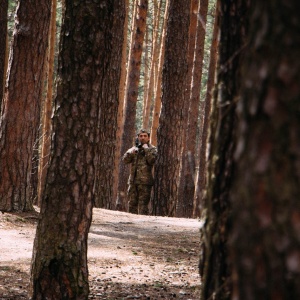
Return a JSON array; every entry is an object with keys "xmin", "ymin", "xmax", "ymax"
[
  {"xmin": 93, "ymin": 0, "xmax": 126, "ymax": 209},
  {"xmin": 193, "ymin": 2, "xmax": 219, "ymax": 218},
  {"xmin": 0, "ymin": 0, "xmax": 51, "ymax": 212},
  {"xmin": 152, "ymin": 0, "xmax": 190, "ymax": 216},
  {"xmin": 31, "ymin": 1, "xmax": 125, "ymax": 298},
  {"xmin": 142, "ymin": 0, "xmax": 162, "ymax": 130},
  {"xmin": 150, "ymin": 0, "xmax": 168, "ymax": 146},
  {"xmin": 113, "ymin": 0, "xmax": 129, "ymax": 211},
  {"xmin": 177, "ymin": 0, "xmax": 208, "ymax": 218},
  {"xmin": 142, "ymin": 26, "xmax": 150, "ymax": 127},
  {"xmin": 176, "ymin": 0, "xmax": 200, "ymax": 218},
  {"xmin": 0, "ymin": 0, "xmax": 8, "ymax": 106},
  {"xmin": 117, "ymin": 0, "xmax": 148, "ymax": 211},
  {"xmin": 37, "ymin": 0, "xmax": 57, "ymax": 206},
  {"xmin": 199, "ymin": 0, "xmax": 248, "ymax": 299},
  {"xmin": 230, "ymin": 0, "xmax": 300, "ymax": 298}
]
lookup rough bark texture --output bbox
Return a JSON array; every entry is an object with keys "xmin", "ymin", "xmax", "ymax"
[
  {"xmin": 0, "ymin": 0, "xmax": 51, "ymax": 212},
  {"xmin": 150, "ymin": 0, "xmax": 168, "ymax": 146},
  {"xmin": 199, "ymin": 0, "xmax": 249, "ymax": 299},
  {"xmin": 177, "ymin": 0, "xmax": 207, "ymax": 218},
  {"xmin": 93, "ymin": 0, "xmax": 125, "ymax": 209},
  {"xmin": 152, "ymin": 0, "xmax": 190, "ymax": 216},
  {"xmin": 31, "ymin": 1, "xmax": 125, "ymax": 298},
  {"xmin": 37, "ymin": 0, "xmax": 57, "ymax": 206},
  {"xmin": 117, "ymin": 0, "xmax": 148, "ymax": 211},
  {"xmin": 142, "ymin": 0, "xmax": 162, "ymax": 130},
  {"xmin": 230, "ymin": 1, "xmax": 300, "ymax": 299},
  {"xmin": 113, "ymin": 0, "xmax": 129, "ymax": 210},
  {"xmin": 193, "ymin": 3, "xmax": 219, "ymax": 218},
  {"xmin": 0, "ymin": 0, "xmax": 8, "ymax": 105}
]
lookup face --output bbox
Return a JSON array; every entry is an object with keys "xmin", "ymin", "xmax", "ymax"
[{"xmin": 138, "ymin": 132, "xmax": 150, "ymax": 145}]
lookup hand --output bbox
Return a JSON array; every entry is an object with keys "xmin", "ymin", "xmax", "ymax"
[
  {"xmin": 129, "ymin": 146, "xmax": 138, "ymax": 153},
  {"xmin": 142, "ymin": 143, "xmax": 149, "ymax": 149}
]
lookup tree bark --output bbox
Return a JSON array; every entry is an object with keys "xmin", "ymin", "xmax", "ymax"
[
  {"xmin": 194, "ymin": 2, "xmax": 219, "ymax": 218},
  {"xmin": 199, "ymin": 0, "xmax": 249, "ymax": 298},
  {"xmin": 178, "ymin": 0, "xmax": 208, "ymax": 218},
  {"xmin": 142, "ymin": 0, "xmax": 162, "ymax": 130},
  {"xmin": 0, "ymin": 0, "xmax": 8, "ymax": 106},
  {"xmin": 230, "ymin": 0, "xmax": 300, "ymax": 298},
  {"xmin": 31, "ymin": 1, "xmax": 125, "ymax": 298},
  {"xmin": 0, "ymin": 0, "xmax": 51, "ymax": 212},
  {"xmin": 152, "ymin": 0, "xmax": 190, "ymax": 216},
  {"xmin": 37, "ymin": 0, "xmax": 57, "ymax": 206},
  {"xmin": 117, "ymin": 0, "xmax": 148, "ymax": 211},
  {"xmin": 176, "ymin": 0, "xmax": 201, "ymax": 218},
  {"xmin": 150, "ymin": 0, "xmax": 168, "ymax": 146},
  {"xmin": 113, "ymin": 0, "xmax": 129, "ymax": 210}
]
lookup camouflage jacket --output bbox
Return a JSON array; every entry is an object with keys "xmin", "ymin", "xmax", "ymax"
[{"xmin": 122, "ymin": 144, "xmax": 157, "ymax": 185}]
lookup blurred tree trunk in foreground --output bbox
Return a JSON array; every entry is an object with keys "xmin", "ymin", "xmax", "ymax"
[
  {"xmin": 31, "ymin": 1, "xmax": 125, "ymax": 298},
  {"xmin": 199, "ymin": 0, "xmax": 248, "ymax": 298},
  {"xmin": 230, "ymin": 0, "xmax": 300, "ymax": 298}
]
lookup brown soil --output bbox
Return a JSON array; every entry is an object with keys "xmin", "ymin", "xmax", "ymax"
[{"xmin": 0, "ymin": 208, "xmax": 201, "ymax": 299}]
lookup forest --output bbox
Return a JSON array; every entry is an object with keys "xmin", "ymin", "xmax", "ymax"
[{"xmin": 0, "ymin": 0, "xmax": 300, "ymax": 299}]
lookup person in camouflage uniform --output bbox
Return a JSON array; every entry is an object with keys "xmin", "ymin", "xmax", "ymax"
[{"xmin": 122, "ymin": 129, "xmax": 157, "ymax": 215}]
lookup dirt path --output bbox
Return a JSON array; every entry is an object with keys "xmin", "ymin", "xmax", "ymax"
[{"xmin": 0, "ymin": 208, "xmax": 201, "ymax": 299}]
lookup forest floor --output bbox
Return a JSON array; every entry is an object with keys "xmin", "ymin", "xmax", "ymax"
[{"xmin": 0, "ymin": 207, "xmax": 201, "ymax": 300}]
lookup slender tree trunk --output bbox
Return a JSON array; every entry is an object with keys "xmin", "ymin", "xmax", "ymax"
[
  {"xmin": 150, "ymin": 0, "xmax": 168, "ymax": 146},
  {"xmin": 0, "ymin": 0, "xmax": 8, "ymax": 106},
  {"xmin": 152, "ymin": 0, "xmax": 190, "ymax": 216},
  {"xmin": 116, "ymin": 0, "xmax": 138, "ymax": 211},
  {"xmin": 142, "ymin": 0, "xmax": 162, "ymax": 130},
  {"xmin": 113, "ymin": 0, "xmax": 129, "ymax": 211},
  {"xmin": 117, "ymin": 0, "xmax": 148, "ymax": 211},
  {"xmin": 230, "ymin": 0, "xmax": 300, "ymax": 298},
  {"xmin": 199, "ymin": 0, "xmax": 248, "ymax": 299},
  {"xmin": 178, "ymin": 0, "xmax": 208, "ymax": 217},
  {"xmin": 31, "ymin": 1, "xmax": 125, "ymax": 298},
  {"xmin": 37, "ymin": 0, "xmax": 57, "ymax": 206},
  {"xmin": 93, "ymin": 0, "xmax": 126, "ymax": 208},
  {"xmin": 176, "ymin": 0, "xmax": 200, "ymax": 218},
  {"xmin": 194, "ymin": 3, "xmax": 219, "ymax": 218},
  {"xmin": 0, "ymin": 0, "xmax": 51, "ymax": 212},
  {"xmin": 142, "ymin": 26, "xmax": 150, "ymax": 126}
]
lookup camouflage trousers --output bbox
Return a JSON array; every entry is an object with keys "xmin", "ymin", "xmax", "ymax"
[{"xmin": 127, "ymin": 184, "xmax": 152, "ymax": 215}]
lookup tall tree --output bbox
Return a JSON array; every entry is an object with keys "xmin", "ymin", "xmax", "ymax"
[
  {"xmin": 230, "ymin": 0, "xmax": 300, "ymax": 298},
  {"xmin": 152, "ymin": 0, "xmax": 190, "ymax": 216},
  {"xmin": 194, "ymin": 2, "xmax": 219, "ymax": 217},
  {"xmin": 142, "ymin": 0, "xmax": 162, "ymax": 130},
  {"xmin": 93, "ymin": 0, "xmax": 126, "ymax": 209},
  {"xmin": 113, "ymin": 0, "xmax": 129, "ymax": 210},
  {"xmin": 37, "ymin": 0, "xmax": 57, "ymax": 206},
  {"xmin": 31, "ymin": 0, "xmax": 125, "ymax": 298},
  {"xmin": 117, "ymin": 0, "xmax": 148, "ymax": 211},
  {"xmin": 0, "ymin": 0, "xmax": 51, "ymax": 212},
  {"xmin": 150, "ymin": 0, "xmax": 168, "ymax": 146},
  {"xmin": 0, "ymin": 0, "xmax": 8, "ymax": 106},
  {"xmin": 176, "ymin": 0, "xmax": 201, "ymax": 217},
  {"xmin": 199, "ymin": 0, "xmax": 248, "ymax": 298},
  {"xmin": 178, "ymin": 0, "xmax": 209, "ymax": 217}
]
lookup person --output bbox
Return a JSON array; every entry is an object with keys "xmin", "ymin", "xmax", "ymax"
[{"xmin": 122, "ymin": 129, "xmax": 157, "ymax": 215}]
